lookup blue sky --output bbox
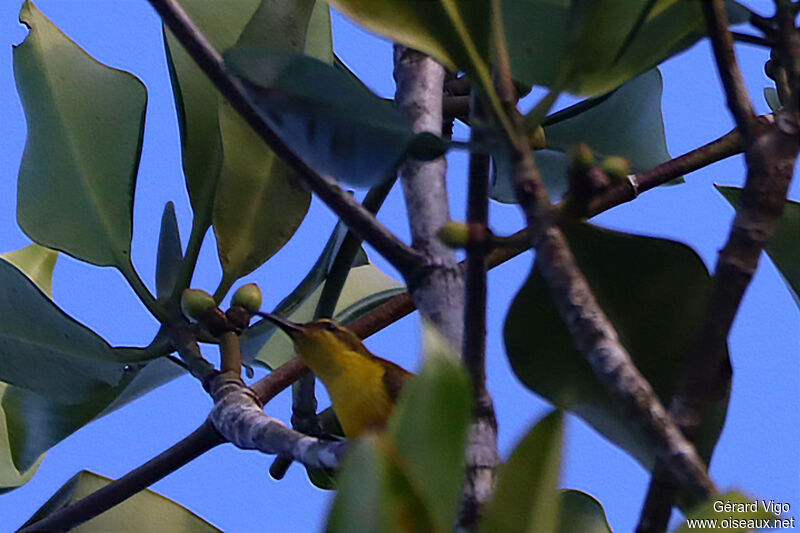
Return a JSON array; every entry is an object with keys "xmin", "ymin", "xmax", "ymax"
[{"xmin": 0, "ymin": 1, "xmax": 797, "ymax": 531}]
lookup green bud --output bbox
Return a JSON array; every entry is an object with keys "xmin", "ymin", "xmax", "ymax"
[
  {"xmin": 438, "ymin": 221, "xmax": 470, "ymax": 248},
  {"xmin": 601, "ymin": 156, "xmax": 631, "ymax": 182},
  {"xmin": 231, "ymin": 283, "xmax": 263, "ymax": 314},
  {"xmin": 569, "ymin": 143, "xmax": 595, "ymax": 173},
  {"xmin": 181, "ymin": 288, "xmax": 217, "ymax": 321},
  {"xmin": 527, "ymin": 125, "xmax": 547, "ymax": 150}
]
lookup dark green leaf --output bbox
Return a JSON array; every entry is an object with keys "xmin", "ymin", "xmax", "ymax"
[
  {"xmin": 504, "ymin": 221, "xmax": 729, "ymax": 468},
  {"xmin": 557, "ymin": 490, "xmax": 612, "ymax": 533},
  {"xmin": 326, "ymin": 437, "xmax": 383, "ymax": 533},
  {"xmin": 0, "ymin": 257, "xmax": 181, "ymax": 484},
  {"xmin": 493, "ymin": 70, "xmax": 673, "ymax": 203},
  {"xmin": 23, "ymin": 470, "xmax": 221, "ymax": 531},
  {"xmin": 764, "ymin": 87, "xmax": 781, "ymax": 112},
  {"xmin": 304, "ymin": 407, "xmax": 344, "ymax": 490},
  {"xmin": 480, "ymin": 411, "xmax": 564, "ymax": 533},
  {"xmin": 14, "ymin": 1, "xmax": 145, "ymax": 268},
  {"xmin": 716, "ymin": 186, "xmax": 800, "ymax": 304},
  {"xmin": 677, "ymin": 491, "xmax": 780, "ymax": 532},
  {"xmin": 506, "ymin": 0, "xmax": 749, "ymax": 96},
  {"xmin": 212, "ymin": 99, "xmax": 311, "ymax": 283},
  {"xmin": 156, "ymin": 202, "xmax": 183, "ymax": 300},
  {"xmin": 225, "ymin": 48, "xmax": 430, "ymax": 187}
]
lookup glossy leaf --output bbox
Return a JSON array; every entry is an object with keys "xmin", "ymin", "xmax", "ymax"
[
  {"xmin": 14, "ymin": 1, "xmax": 145, "ymax": 267},
  {"xmin": 717, "ymin": 186, "xmax": 800, "ymax": 303},
  {"xmin": 22, "ymin": 470, "xmax": 221, "ymax": 531},
  {"xmin": 504, "ymin": 221, "xmax": 730, "ymax": 469},
  {"xmin": 0, "ymin": 257, "xmax": 183, "ymax": 477},
  {"xmin": 764, "ymin": 87, "xmax": 781, "ymax": 112},
  {"xmin": 156, "ymin": 202, "xmax": 183, "ymax": 300},
  {"xmin": 677, "ymin": 491, "xmax": 779, "ymax": 532},
  {"xmin": 213, "ymin": 99, "xmax": 311, "ymax": 283},
  {"xmin": 557, "ymin": 490, "xmax": 612, "ymax": 533},
  {"xmin": 0, "ymin": 258, "xmax": 125, "ymax": 403},
  {"xmin": 0, "ymin": 246, "xmax": 55, "ymax": 492},
  {"xmin": 165, "ymin": 0, "xmax": 326, "ymax": 219},
  {"xmin": 505, "ymin": 0, "xmax": 749, "ymax": 96},
  {"xmin": 225, "ymin": 48, "xmax": 430, "ymax": 187},
  {"xmin": 164, "ymin": 0, "xmax": 258, "ymax": 214},
  {"xmin": 1, "ymin": 244, "xmax": 57, "ymax": 298},
  {"xmin": 493, "ymin": 69, "xmax": 672, "ymax": 203},
  {"xmin": 323, "ymin": 0, "xmax": 505, "ymax": 128},
  {"xmin": 480, "ymin": 411, "xmax": 564, "ymax": 533},
  {"xmin": 388, "ymin": 327, "xmax": 472, "ymax": 532}
]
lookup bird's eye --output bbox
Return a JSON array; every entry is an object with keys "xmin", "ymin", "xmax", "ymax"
[{"xmin": 325, "ymin": 322, "xmax": 339, "ymax": 333}]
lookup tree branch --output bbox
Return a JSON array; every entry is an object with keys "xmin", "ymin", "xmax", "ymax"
[
  {"xmin": 638, "ymin": 2, "xmax": 800, "ymax": 528},
  {"xmin": 393, "ymin": 45, "xmax": 466, "ymax": 348},
  {"xmin": 147, "ymin": 0, "xmax": 420, "ymax": 277},
  {"xmin": 457, "ymin": 91, "xmax": 499, "ymax": 531},
  {"xmin": 702, "ymin": 0, "xmax": 758, "ymax": 139},
  {"xmin": 18, "ymin": 421, "xmax": 225, "ymax": 533}
]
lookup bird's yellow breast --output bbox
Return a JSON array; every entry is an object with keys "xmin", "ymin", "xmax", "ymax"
[{"xmin": 325, "ymin": 357, "xmax": 395, "ymax": 438}]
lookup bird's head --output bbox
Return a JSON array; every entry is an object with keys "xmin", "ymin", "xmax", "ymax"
[{"xmin": 258, "ymin": 313, "xmax": 369, "ymax": 372}]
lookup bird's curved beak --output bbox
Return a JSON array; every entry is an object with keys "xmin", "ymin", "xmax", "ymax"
[{"xmin": 257, "ymin": 312, "xmax": 304, "ymax": 337}]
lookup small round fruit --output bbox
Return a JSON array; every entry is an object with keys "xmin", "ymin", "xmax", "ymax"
[{"xmin": 231, "ymin": 283, "xmax": 263, "ymax": 314}]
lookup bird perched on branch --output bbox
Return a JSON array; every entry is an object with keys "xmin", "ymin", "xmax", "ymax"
[{"xmin": 259, "ymin": 313, "xmax": 413, "ymax": 438}]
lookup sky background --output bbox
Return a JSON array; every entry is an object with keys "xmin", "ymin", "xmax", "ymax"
[{"xmin": 0, "ymin": 1, "xmax": 798, "ymax": 531}]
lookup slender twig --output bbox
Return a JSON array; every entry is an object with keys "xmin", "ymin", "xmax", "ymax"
[
  {"xmin": 488, "ymin": 8, "xmax": 717, "ymax": 501},
  {"xmin": 218, "ymin": 331, "xmax": 242, "ymax": 376},
  {"xmin": 167, "ymin": 320, "xmax": 217, "ymax": 383},
  {"xmin": 731, "ymin": 31, "xmax": 774, "ymax": 47},
  {"xmin": 18, "ymin": 421, "xmax": 225, "ymax": 533},
  {"xmin": 702, "ymin": 0, "xmax": 758, "ymax": 139},
  {"xmin": 638, "ymin": 2, "xmax": 800, "ymax": 529},
  {"xmin": 393, "ymin": 45, "xmax": 465, "ymax": 348},
  {"xmin": 147, "ymin": 0, "xmax": 421, "ymax": 278},
  {"xmin": 457, "ymin": 89, "xmax": 499, "ymax": 531}
]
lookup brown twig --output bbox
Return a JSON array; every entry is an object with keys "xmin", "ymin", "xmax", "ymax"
[{"xmin": 637, "ymin": 2, "xmax": 800, "ymax": 529}]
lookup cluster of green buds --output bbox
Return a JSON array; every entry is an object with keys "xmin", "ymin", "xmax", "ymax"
[
  {"xmin": 565, "ymin": 143, "xmax": 632, "ymax": 214},
  {"xmin": 181, "ymin": 283, "xmax": 262, "ymax": 336}
]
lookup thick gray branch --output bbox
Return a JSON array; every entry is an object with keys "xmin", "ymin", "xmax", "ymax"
[
  {"xmin": 208, "ymin": 376, "xmax": 346, "ymax": 469},
  {"xmin": 393, "ymin": 45, "xmax": 465, "ymax": 348}
]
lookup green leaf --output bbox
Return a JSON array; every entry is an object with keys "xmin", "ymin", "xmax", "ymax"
[
  {"xmin": 764, "ymin": 87, "xmax": 781, "ymax": 112},
  {"xmin": 164, "ymin": 0, "xmax": 258, "ymax": 215},
  {"xmin": 388, "ymin": 327, "xmax": 472, "ymax": 532},
  {"xmin": 1, "ymin": 244, "xmax": 58, "ymax": 298},
  {"xmin": 492, "ymin": 69, "xmax": 673, "ymax": 203},
  {"xmin": 165, "ymin": 0, "xmax": 324, "ymax": 219},
  {"xmin": 326, "ymin": 437, "xmax": 384, "ymax": 533},
  {"xmin": 156, "ymin": 202, "xmax": 184, "ymax": 301},
  {"xmin": 504, "ymin": 221, "xmax": 730, "ymax": 469},
  {"xmin": 22, "ymin": 470, "xmax": 221, "ymax": 532},
  {"xmin": 305, "ymin": 1, "xmax": 334, "ymax": 64},
  {"xmin": 212, "ymin": 99, "xmax": 311, "ymax": 283},
  {"xmin": 676, "ymin": 491, "xmax": 781, "ymax": 532},
  {"xmin": 14, "ymin": 1, "xmax": 145, "ymax": 268},
  {"xmin": 505, "ymin": 0, "xmax": 748, "ymax": 96},
  {"xmin": 240, "ymin": 223, "xmax": 402, "ymax": 368},
  {"xmin": 304, "ymin": 407, "xmax": 344, "ymax": 490},
  {"xmin": 480, "ymin": 411, "xmax": 564, "ymax": 533},
  {"xmin": 0, "ymin": 257, "xmax": 183, "ymax": 479},
  {"xmin": 323, "ymin": 0, "xmax": 506, "ymax": 132},
  {"xmin": 557, "ymin": 490, "xmax": 612, "ymax": 533},
  {"xmin": 0, "ymin": 258, "xmax": 124, "ymax": 403},
  {"xmin": 225, "ymin": 48, "xmax": 430, "ymax": 187},
  {"xmin": 716, "ymin": 186, "xmax": 800, "ymax": 304},
  {"xmin": 0, "ymin": 245, "xmax": 58, "ymax": 491}
]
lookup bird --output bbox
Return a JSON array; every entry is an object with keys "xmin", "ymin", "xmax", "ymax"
[{"xmin": 259, "ymin": 313, "xmax": 413, "ymax": 438}]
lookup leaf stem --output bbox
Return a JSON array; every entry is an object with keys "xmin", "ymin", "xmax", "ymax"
[
  {"xmin": 118, "ymin": 259, "xmax": 170, "ymax": 323},
  {"xmin": 168, "ymin": 215, "xmax": 210, "ymax": 306}
]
